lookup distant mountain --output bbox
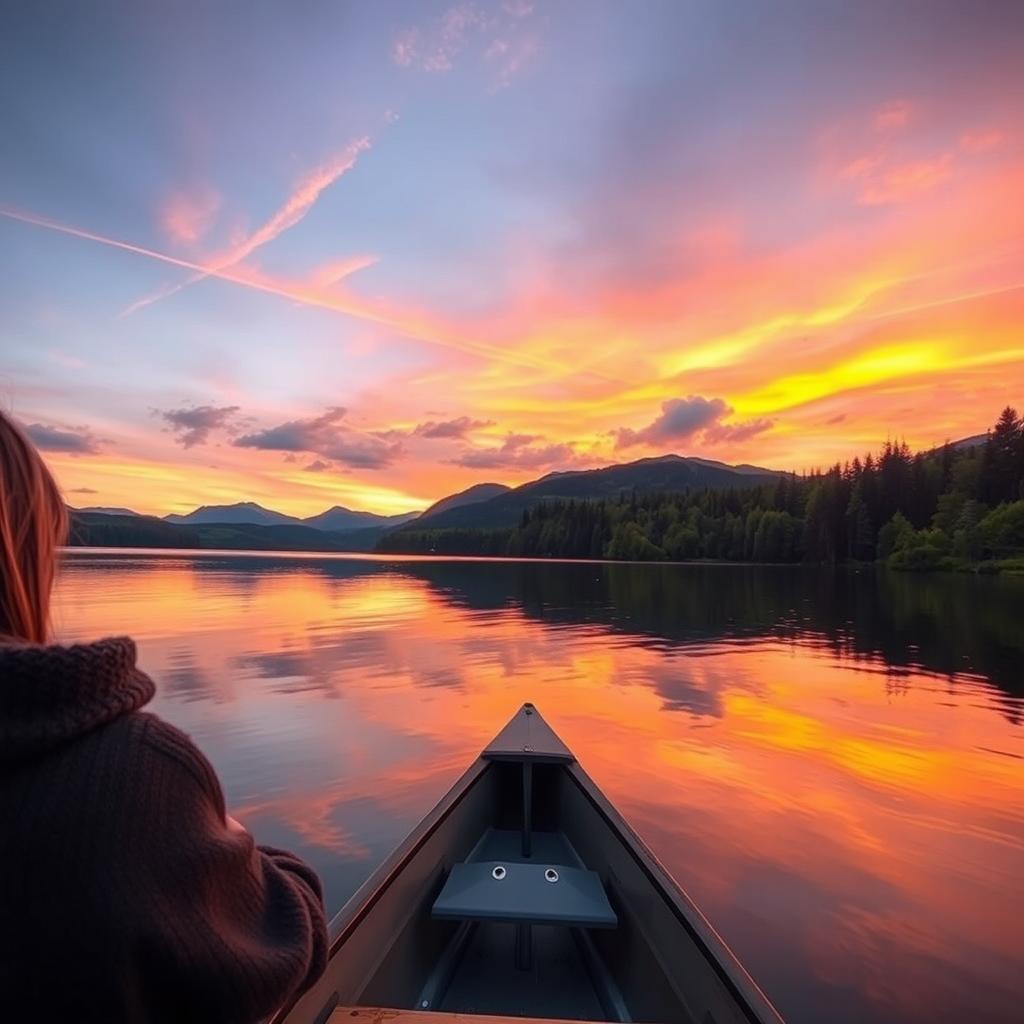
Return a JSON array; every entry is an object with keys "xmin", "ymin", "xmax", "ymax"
[
  {"xmin": 73, "ymin": 506, "xmax": 141, "ymax": 517},
  {"xmin": 163, "ymin": 500, "xmax": 420, "ymax": 532},
  {"xmin": 301, "ymin": 505, "xmax": 420, "ymax": 531},
  {"xmin": 166, "ymin": 502, "xmax": 301, "ymax": 527},
  {"xmin": 398, "ymin": 455, "xmax": 785, "ymax": 532},
  {"xmin": 69, "ymin": 511, "xmax": 388, "ymax": 553},
  {"xmin": 419, "ymin": 482, "xmax": 511, "ymax": 522}
]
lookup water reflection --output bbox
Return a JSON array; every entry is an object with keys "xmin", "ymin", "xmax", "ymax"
[{"xmin": 53, "ymin": 552, "xmax": 1024, "ymax": 1024}]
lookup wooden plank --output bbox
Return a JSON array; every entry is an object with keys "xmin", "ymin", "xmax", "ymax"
[{"xmin": 330, "ymin": 1008, "xmax": 604, "ymax": 1024}]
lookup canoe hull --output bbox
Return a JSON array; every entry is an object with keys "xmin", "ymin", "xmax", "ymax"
[{"xmin": 276, "ymin": 712, "xmax": 783, "ymax": 1024}]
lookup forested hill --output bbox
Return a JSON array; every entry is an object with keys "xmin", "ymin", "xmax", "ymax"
[
  {"xmin": 399, "ymin": 454, "xmax": 781, "ymax": 532},
  {"xmin": 378, "ymin": 407, "xmax": 1024, "ymax": 572}
]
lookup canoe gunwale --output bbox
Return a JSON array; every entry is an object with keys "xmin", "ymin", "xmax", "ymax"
[
  {"xmin": 564, "ymin": 762, "xmax": 785, "ymax": 1024},
  {"xmin": 271, "ymin": 757, "xmax": 490, "ymax": 1024}
]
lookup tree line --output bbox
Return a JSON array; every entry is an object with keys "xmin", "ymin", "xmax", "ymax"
[{"xmin": 378, "ymin": 406, "xmax": 1024, "ymax": 571}]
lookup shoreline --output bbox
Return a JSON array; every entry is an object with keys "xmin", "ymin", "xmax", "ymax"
[{"xmin": 61, "ymin": 546, "xmax": 1024, "ymax": 574}]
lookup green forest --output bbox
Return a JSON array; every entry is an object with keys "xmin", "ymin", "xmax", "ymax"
[{"xmin": 378, "ymin": 406, "xmax": 1024, "ymax": 572}]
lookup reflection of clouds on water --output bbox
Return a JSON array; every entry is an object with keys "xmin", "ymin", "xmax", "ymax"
[
  {"xmin": 650, "ymin": 668, "xmax": 726, "ymax": 718},
  {"xmin": 235, "ymin": 650, "xmax": 313, "ymax": 682},
  {"xmin": 161, "ymin": 646, "xmax": 218, "ymax": 702}
]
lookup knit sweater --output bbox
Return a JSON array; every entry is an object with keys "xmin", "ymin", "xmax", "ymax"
[{"xmin": 0, "ymin": 637, "xmax": 328, "ymax": 1023}]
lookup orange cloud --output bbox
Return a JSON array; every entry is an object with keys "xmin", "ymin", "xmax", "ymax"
[{"xmin": 858, "ymin": 154, "xmax": 954, "ymax": 205}]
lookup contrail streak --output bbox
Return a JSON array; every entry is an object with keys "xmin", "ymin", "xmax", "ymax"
[
  {"xmin": 0, "ymin": 206, "xmax": 579, "ymax": 375},
  {"xmin": 120, "ymin": 137, "xmax": 372, "ymax": 317}
]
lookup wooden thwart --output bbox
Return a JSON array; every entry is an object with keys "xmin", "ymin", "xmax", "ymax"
[{"xmin": 330, "ymin": 1008, "xmax": 605, "ymax": 1024}]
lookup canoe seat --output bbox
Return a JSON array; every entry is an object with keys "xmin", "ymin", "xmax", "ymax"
[{"xmin": 432, "ymin": 860, "xmax": 617, "ymax": 929}]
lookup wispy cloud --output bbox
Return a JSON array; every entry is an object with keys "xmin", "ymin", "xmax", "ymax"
[
  {"xmin": 414, "ymin": 415, "xmax": 493, "ymax": 439},
  {"xmin": 827, "ymin": 100, "xmax": 990, "ymax": 207},
  {"xmin": 452, "ymin": 432, "xmax": 583, "ymax": 470},
  {"xmin": 857, "ymin": 154, "xmax": 954, "ymax": 205},
  {"xmin": 874, "ymin": 99, "xmax": 913, "ymax": 131},
  {"xmin": 835, "ymin": 146, "xmax": 955, "ymax": 206},
  {"xmin": 308, "ymin": 254, "xmax": 378, "ymax": 287},
  {"xmin": 159, "ymin": 186, "xmax": 221, "ymax": 245},
  {"xmin": 392, "ymin": 4, "xmax": 484, "ymax": 72},
  {"xmin": 158, "ymin": 404, "xmax": 241, "ymax": 448},
  {"xmin": 703, "ymin": 417, "xmax": 774, "ymax": 444},
  {"xmin": 483, "ymin": 31, "xmax": 539, "ymax": 89},
  {"xmin": 121, "ymin": 136, "xmax": 371, "ymax": 317},
  {"xmin": 959, "ymin": 128, "xmax": 1006, "ymax": 154},
  {"xmin": 393, "ymin": 0, "xmax": 539, "ymax": 86}
]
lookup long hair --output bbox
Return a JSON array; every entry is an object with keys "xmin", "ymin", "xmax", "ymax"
[{"xmin": 0, "ymin": 411, "xmax": 68, "ymax": 643}]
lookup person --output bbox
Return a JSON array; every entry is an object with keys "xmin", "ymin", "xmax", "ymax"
[{"xmin": 0, "ymin": 409, "xmax": 328, "ymax": 1023}]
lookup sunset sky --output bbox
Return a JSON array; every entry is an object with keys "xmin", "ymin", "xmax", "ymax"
[{"xmin": 2, "ymin": 0, "xmax": 1023, "ymax": 516}]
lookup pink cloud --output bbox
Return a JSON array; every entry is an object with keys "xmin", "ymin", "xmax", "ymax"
[
  {"xmin": 703, "ymin": 417, "xmax": 774, "ymax": 444},
  {"xmin": 874, "ymin": 100, "xmax": 913, "ymax": 131},
  {"xmin": 858, "ymin": 154, "xmax": 954, "ymax": 205},
  {"xmin": 159, "ymin": 186, "xmax": 220, "ymax": 245},
  {"xmin": 307, "ymin": 255, "xmax": 378, "ymax": 288},
  {"xmin": 960, "ymin": 128, "xmax": 1006, "ymax": 154},
  {"xmin": 485, "ymin": 33, "xmax": 539, "ymax": 88},
  {"xmin": 393, "ymin": 3, "xmax": 484, "ymax": 72},
  {"xmin": 393, "ymin": 0, "xmax": 539, "ymax": 85},
  {"xmin": 392, "ymin": 30, "xmax": 419, "ymax": 68},
  {"xmin": 451, "ymin": 432, "xmax": 588, "ymax": 470},
  {"xmin": 838, "ymin": 154, "xmax": 884, "ymax": 183}
]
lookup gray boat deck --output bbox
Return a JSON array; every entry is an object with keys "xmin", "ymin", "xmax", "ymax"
[
  {"xmin": 469, "ymin": 828, "xmax": 583, "ymax": 866},
  {"xmin": 437, "ymin": 922, "xmax": 606, "ymax": 1020}
]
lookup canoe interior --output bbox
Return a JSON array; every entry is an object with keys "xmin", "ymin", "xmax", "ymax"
[{"xmin": 281, "ymin": 748, "xmax": 779, "ymax": 1024}]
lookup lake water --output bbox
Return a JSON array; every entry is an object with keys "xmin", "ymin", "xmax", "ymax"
[{"xmin": 53, "ymin": 550, "xmax": 1024, "ymax": 1024}]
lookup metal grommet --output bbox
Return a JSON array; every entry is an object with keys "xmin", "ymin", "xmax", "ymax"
[
  {"xmin": 492, "ymin": 865, "xmax": 507, "ymax": 880},
  {"xmin": 544, "ymin": 868, "xmax": 559, "ymax": 883}
]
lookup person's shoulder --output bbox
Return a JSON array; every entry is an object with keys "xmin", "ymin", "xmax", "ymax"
[{"xmin": 133, "ymin": 712, "xmax": 225, "ymax": 804}]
